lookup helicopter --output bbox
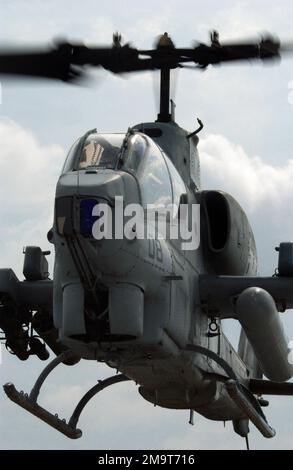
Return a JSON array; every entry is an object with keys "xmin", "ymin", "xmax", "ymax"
[{"xmin": 1, "ymin": 31, "xmax": 293, "ymax": 450}]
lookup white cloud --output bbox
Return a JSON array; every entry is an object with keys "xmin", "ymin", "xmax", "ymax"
[
  {"xmin": 0, "ymin": 118, "xmax": 63, "ymax": 206},
  {"xmin": 0, "ymin": 119, "xmax": 63, "ymax": 275},
  {"xmin": 199, "ymin": 132, "xmax": 293, "ymax": 275},
  {"xmin": 200, "ymin": 133, "xmax": 293, "ymax": 214}
]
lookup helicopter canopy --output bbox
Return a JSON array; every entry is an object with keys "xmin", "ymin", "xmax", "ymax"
[
  {"xmin": 123, "ymin": 133, "xmax": 186, "ymax": 211},
  {"xmin": 79, "ymin": 134, "xmax": 124, "ymax": 170},
  {"xmin": 62, "ymin": 130, "xmax": 186, "ymax": 213},
  {"xmin": 62, "ymin": 133, "xmax": 125, "ymax": 172}
]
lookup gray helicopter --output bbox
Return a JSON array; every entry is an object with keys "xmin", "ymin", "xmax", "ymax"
[{"xmin": 1, "ymin": 32, "xmax": 293, "ymax": 449}]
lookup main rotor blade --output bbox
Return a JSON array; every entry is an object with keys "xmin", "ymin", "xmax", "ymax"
[
  {"xmin": 190, "ymin": 36, "xmax": 281, "ymax": 67},
  {"xmin": 0, "ymin": 34, "xmax": 288, "ymax": 82},
  {"xmin": 0, "ymin": 43, "xmax": 155, "ymax": 81},
  {"xmin": 0, "ymin": 45, "xmax": 79, "ymax": 81}
]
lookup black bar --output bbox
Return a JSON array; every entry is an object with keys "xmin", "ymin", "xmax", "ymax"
[{"xmin": 0, "ymin": 450, "xmax": 290, "ymax": 465}]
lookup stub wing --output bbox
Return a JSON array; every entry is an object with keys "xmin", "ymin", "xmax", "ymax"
[{"xmin": 200, "ymin": 267, "xmax": 293, "ymax": 383}]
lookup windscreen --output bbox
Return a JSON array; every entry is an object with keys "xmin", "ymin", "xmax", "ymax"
[{"xmin": 78, "ymin": 134, "xmax": 124, "ymax": 170}]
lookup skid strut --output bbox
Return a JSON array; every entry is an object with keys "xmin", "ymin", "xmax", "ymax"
[{"xmin": 3, "ymin": 350, "xmax": 130, "ymax": 439}]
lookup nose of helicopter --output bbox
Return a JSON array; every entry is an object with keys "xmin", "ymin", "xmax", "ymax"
[
  {"xmin": 55, "ymin": 169, "xmax": 139, "ymax": 248},
  {"xmin": 79, "ymin": 169, "xmax": 126, "ymax": 198},
  {"xmin": 56, "ymin": 169, "xmax": 125, "ymax": 199}
]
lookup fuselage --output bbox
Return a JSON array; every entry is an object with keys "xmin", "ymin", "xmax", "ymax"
[{"xmin": 53, "ymin": 120, "xmax": 258, "ymax": 422}]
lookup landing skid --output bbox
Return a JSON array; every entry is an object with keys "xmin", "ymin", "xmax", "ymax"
[
  {"xmin": 226, "ymin": 380, "xmax": 275, "ymax": 438},
  {"xmin": 185, "ymin": 345, "xmax": 276, "ymax": 440},
  {"xmin": 3, "ymin": 350, "xmax": 130, "ymax": 439}
]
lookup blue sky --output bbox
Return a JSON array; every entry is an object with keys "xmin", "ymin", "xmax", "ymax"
[{"xmin": 1, "ymin": 0, "xmax": 293, "ymax": 450}]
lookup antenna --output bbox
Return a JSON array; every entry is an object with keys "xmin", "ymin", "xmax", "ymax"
[{"xmin": 170, "ymin": 99, "xmax": 176, "ymax": 121}]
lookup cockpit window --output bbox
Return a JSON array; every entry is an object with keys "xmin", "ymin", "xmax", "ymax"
[
  {"xmin": 62, "ymin": 133, "xmax": 125, "ymax": 173},
  {"xmin": 137, "ymin": 138, "xmax": 172, "ymax": 209},
  {"xmin": 122, "ymin": 134, "xmax": 147, "ymax": 172},
  {"xmin": 122, "ymin": 133, "xmax": 186, "ymax": 213},
  {"xmin": 78, "ymin": 134, "xmax": 124, "ymax": 170}
]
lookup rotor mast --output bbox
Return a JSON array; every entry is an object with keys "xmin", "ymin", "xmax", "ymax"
[
  {"xmin": 157, "ymin": 67, "xmax": 171, "ymax": 122},
  {"xmin": 156, "ymin": 33, "xmax": 175, "ymax": 123}
]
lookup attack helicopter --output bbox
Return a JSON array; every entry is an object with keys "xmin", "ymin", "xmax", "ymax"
[{"xmin": 1, "ymin": 31, "xmax": 293, "ymax": 450}]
